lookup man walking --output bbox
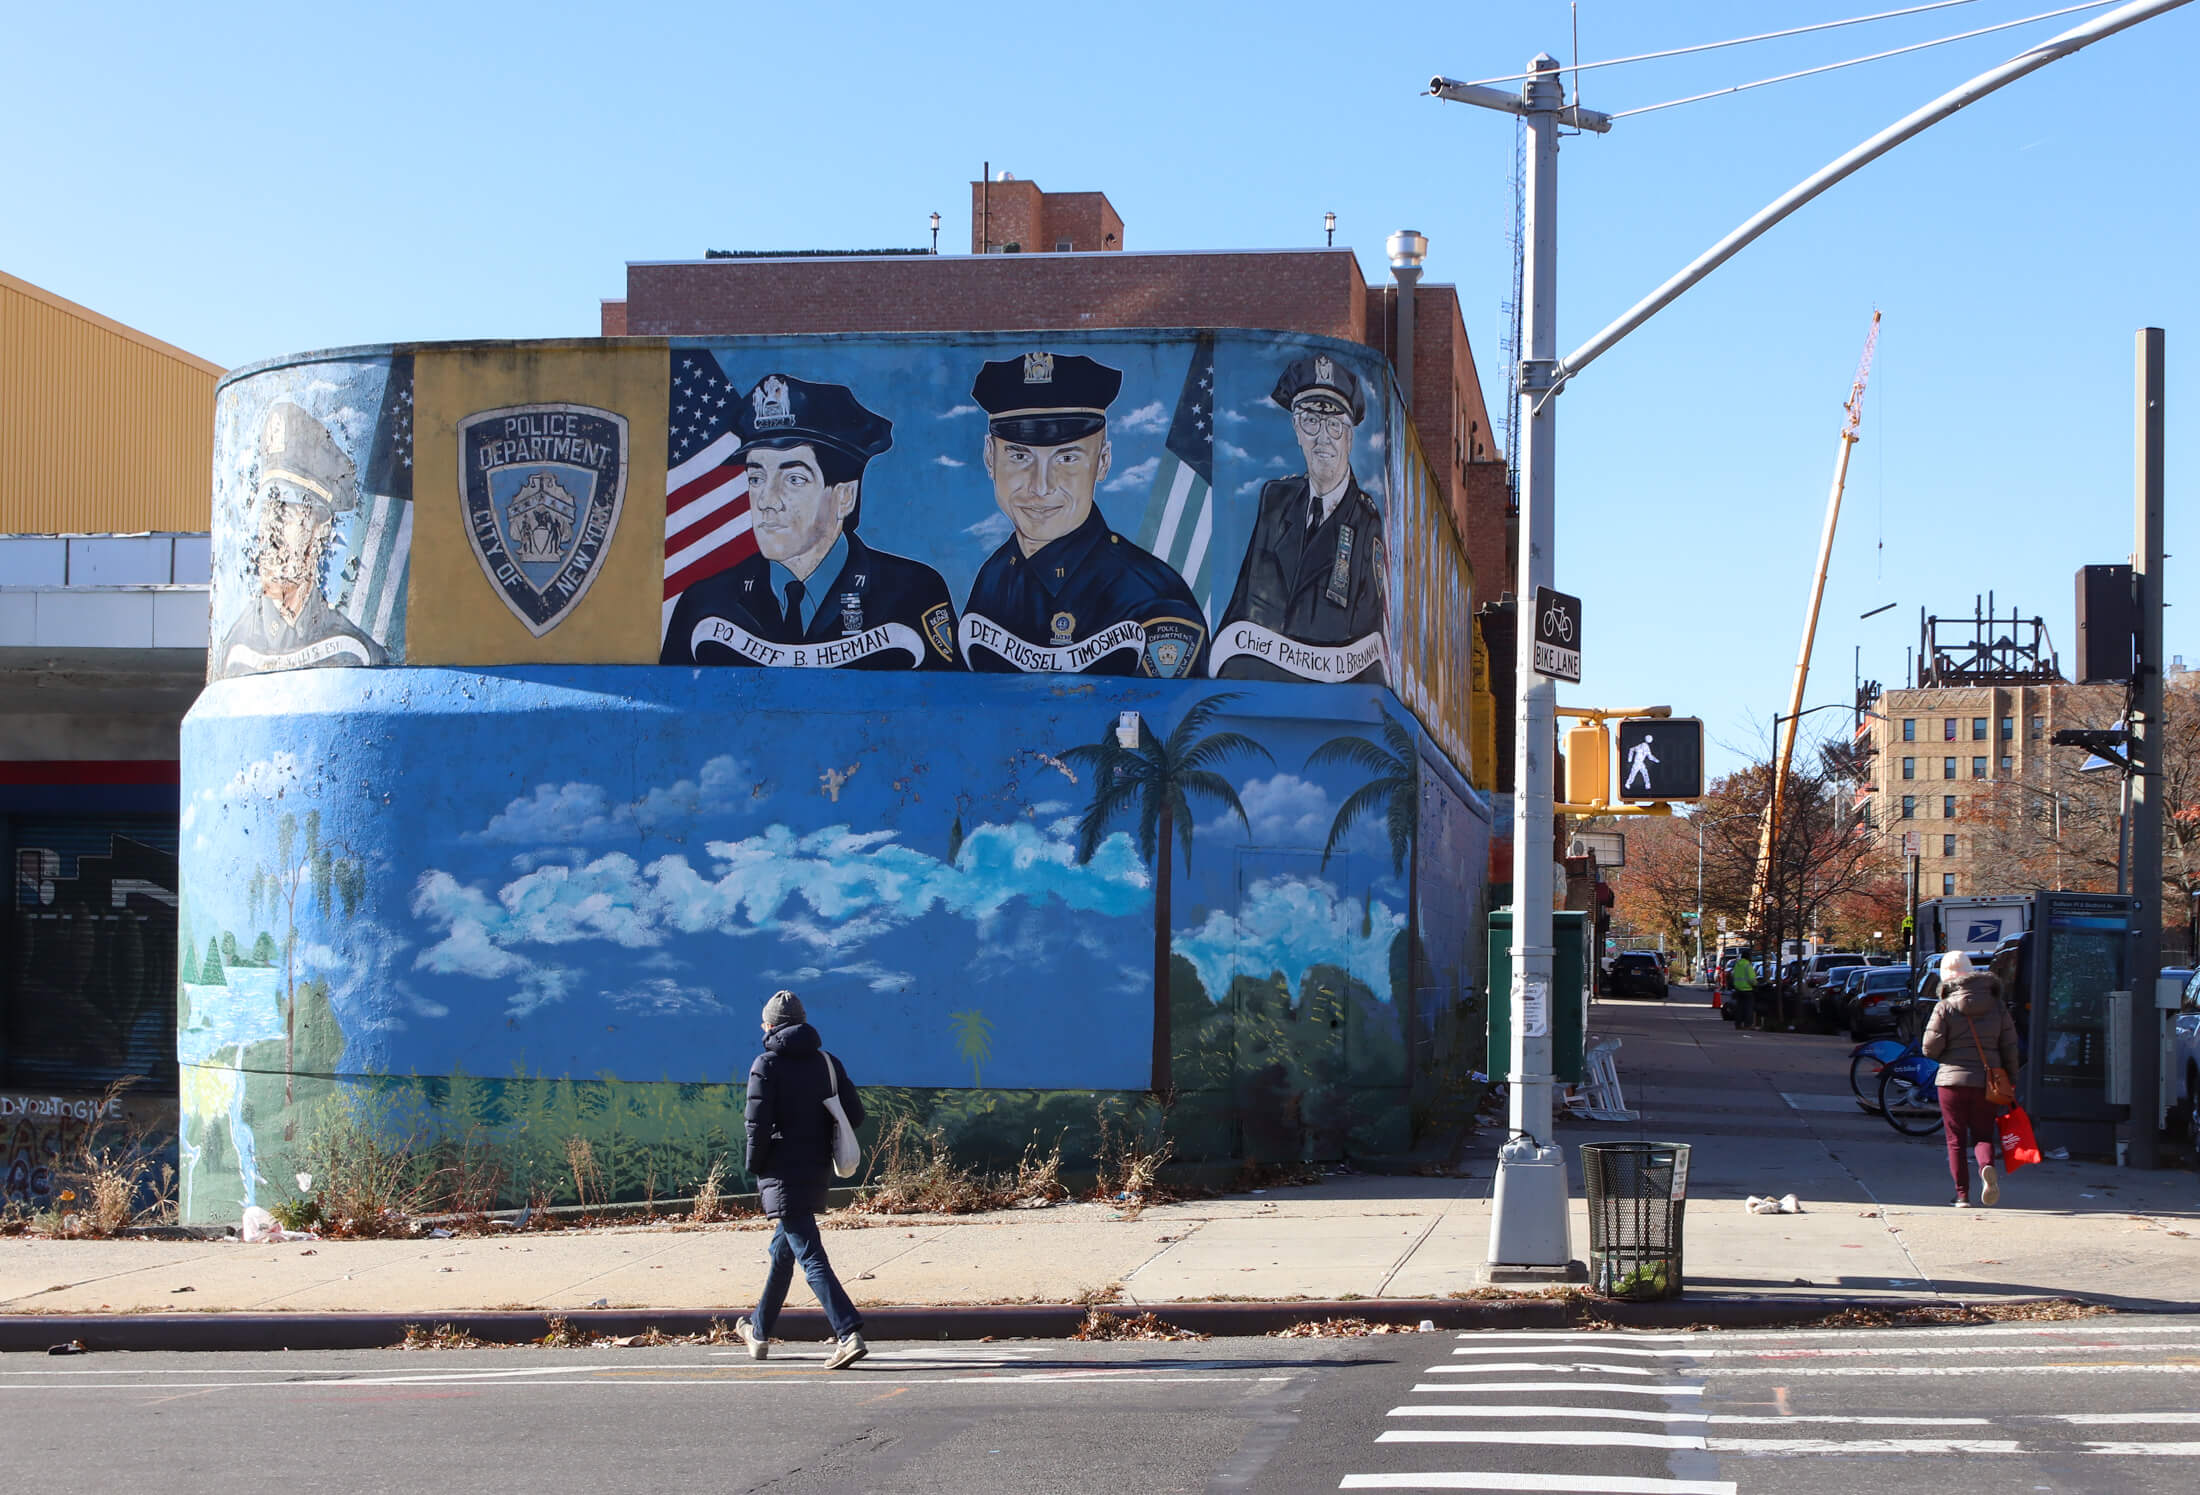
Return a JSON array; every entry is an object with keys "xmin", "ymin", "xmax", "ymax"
[
  {"xmin": 736, "ymin": 990, "xmax": 868, "ymax": 1369},
  {"xmin": 1729, "ymin": 949, "xmax": 1759, "ymax": 1030}
]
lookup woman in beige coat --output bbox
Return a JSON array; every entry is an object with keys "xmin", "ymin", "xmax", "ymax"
[{"xmin": 1921, "ymin": 949, "xmax": 2022, "ymax": 1207}]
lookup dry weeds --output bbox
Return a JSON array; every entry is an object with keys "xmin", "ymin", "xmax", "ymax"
[{"xmin": 1270, "ymin": 1317, "xmax": 1421, "ymax": 1338}]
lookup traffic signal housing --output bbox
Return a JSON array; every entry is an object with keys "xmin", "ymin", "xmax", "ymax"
[
  {"xmin": 1615, "ymin": 717, "xmax": 1704, "ymax": 802},
  {"xmin": 1564, "ymin": 723, "xmax": 1610, "ymax": 806}
]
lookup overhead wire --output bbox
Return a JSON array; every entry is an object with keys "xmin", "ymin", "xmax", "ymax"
[
  {"xmin": 1607, "ymin": 1, "xmax": 2119, "ymax": 117},
  {"xmin": 1452, "ymin": 1, "xmax": 1983, "ymax": 87}
]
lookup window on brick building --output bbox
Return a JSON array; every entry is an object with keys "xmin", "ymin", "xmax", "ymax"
[
  {"xmin": 1903, "ymin": 719, "xmax": 1916, "ymax": 741},
  {"xmin": 1943, "ymin": 834, "xmax": 1956, "ymax": 857},
  {"xmin": 1972, "ymin": 717, "xmax": 1988, "ymax": 740},
  {"xmin": 2000, "ymin": 755, "xmax": 2013, "ymax": 772},
  {"xmin": 1944, "ymin": 795, "xmax": 1956, "ymax": 818},
  {"xmin": 1943, "ymin": 874, "xmax": 1956, "ymax": 896},
  {"xmin": 1902, "ymin": 757, "xmax": 1915, "ymax": 779},
  {"xmin": 2031, "ymin": 715, "xmax": 2045, "ymax": 739},
  {"xmin": 1972, "ymin": 757, "xmax": 1987, "ymax": 778},
  {"xmin": 1901, "ymin": 796, "xmax": 1915, "ymax": 819},
  {"xmin": 2001, "ymin": 716, "xmax": 2014, "ymax": 739},
  {"xmin": 1943, "ymin": 719, "xmax": 1957, "ymax": 741},
  {"xmin": 1943, "ymin": 757, "xmax": 1957, "ymax": 779}
]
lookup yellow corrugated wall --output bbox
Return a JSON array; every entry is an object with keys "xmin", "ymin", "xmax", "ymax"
[{"xmin": 0, "ymin": 270, "xmax": 223, "ymax": 534}]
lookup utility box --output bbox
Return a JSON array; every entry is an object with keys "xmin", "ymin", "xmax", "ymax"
[
  {"xmin": 2076, "ymin": 564, "xmax": 2135, "ymax": 684},
  {"xmin": 1488, "ymin": 909, "xmax": 1588, "ymax": 1084}
]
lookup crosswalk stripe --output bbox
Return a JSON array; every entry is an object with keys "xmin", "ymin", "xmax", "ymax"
[
  {"xmin": 1388, "ymin": 1407, "xmax": 1990, "ymax": 1426},
  {"xmin": 1426, "ymin": 1363, "xmax": 1661, "ymax": 1376},
  {"xmin": 1410, "ymin": 1382, "xmax": 1704, "ymax": 1396},
  {"xmin": 1452, "ymin": 1347, "xmax": 1699, "ymax": 1359},
  {"xmin": 1454, "ymin": 1333, "xmax": 1702, "ymax": 1342},
  {"xmin": 2083, "ymin": 1443, "xmax": 2200, "ymax": 1456},
  {"xmin": 1340, "ymin": 1475, "xmax": 1735, "ymax": 1493},
  {"xmin": 1648, "ymin": 1342, "xmax": 2200, "ymax": 1361},
  {"xmin": 1715, "ymin": 1363, "xmax": 2200, "ymax": 1378},
  {"xmin": 1717, "ymin": 1324, "xmax": 2200, "ymax": 1341},
  {"xmin": 2055, "ymin": 1413, "xmax": 2200, "ymax": 1424},
  {"xmin": 1378, "ymin": 1432, "xmax": 2026, "ymax": 1454}
]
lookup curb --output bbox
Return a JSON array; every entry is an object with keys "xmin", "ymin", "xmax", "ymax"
[{"xmin": 0, "ymin": 1293, "xmax": 2141, "ymax": 1354}]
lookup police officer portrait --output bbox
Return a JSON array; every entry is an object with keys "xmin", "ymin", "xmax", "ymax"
[
  {"xmin": 1212, "ymin": 353, "xmax": 1389, "ymax": 684},
  {"xmin": 959, "ymin": 352, "xmax": 1209, "ymax": 678},
  {"xmin": 214, "ymin": 401, "xmax": 389, "ymax": 680},
  {"xmin": 660, "ymin": 373, "xmax": 962, "ymax": 670}
]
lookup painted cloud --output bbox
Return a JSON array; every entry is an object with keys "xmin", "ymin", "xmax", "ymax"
[{"xmin": 1173, "ymin": 875, "xmax": 1403, "ymax": 1006}]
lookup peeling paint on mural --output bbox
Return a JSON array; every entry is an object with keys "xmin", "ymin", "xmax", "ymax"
[{"xmin": 209, "ymin": 353, "xmax": 414, "ymax": 680}]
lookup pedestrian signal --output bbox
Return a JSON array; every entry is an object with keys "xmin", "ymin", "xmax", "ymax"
[
  {"xmin": 1564, "ymin": 723, "xmax": 1610, "ymax": 805},
  {"xmin": 1615, "ymin": 717, "xmax": 1703, "ymax": 801}
]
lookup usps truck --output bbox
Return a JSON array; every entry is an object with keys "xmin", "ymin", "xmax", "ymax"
[{"xmin": 1916, "ymin": 894, "xmax": 2033, "ymax": 959}]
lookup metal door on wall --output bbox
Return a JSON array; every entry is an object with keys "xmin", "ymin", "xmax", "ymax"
[{"xmin": 5, "ymin": 815, "xmax": 180, "ymax": 1094}]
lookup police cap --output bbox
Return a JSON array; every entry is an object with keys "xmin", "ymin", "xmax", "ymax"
[
  {"xmin": 258, "ymin": 401, "xmax": 357, "ymax": 515},
  {"xmin": 972, "ymin": 351, "xmax": 1123, "ymax": 447},
  {"xmin": 1270, "ymin": 351, "xmax": 1366, "ymax": 425},
  {"xmin": 732, "ymin": 374, "xmax": 894, "ymax": 480}
]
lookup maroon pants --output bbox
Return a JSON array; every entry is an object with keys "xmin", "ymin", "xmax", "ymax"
[{"xmin": 1939, "ymin": 1085, "xmax": 2001, "ymax": 1196}]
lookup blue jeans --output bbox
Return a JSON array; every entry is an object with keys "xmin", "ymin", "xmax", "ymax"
[{"xmin": 752, "ymin": 1207, "xmax": 862, "ymax": 1341}]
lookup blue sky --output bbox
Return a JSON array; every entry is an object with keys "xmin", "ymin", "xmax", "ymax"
[{"xmin": 7, "ymin": 1, "xmax": 2193, "ymax": 775}]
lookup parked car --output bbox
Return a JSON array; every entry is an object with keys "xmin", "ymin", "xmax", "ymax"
[
  {"xmin": 2168, "ymin": 970, "xmax": 2200, "ymax": 1142},
  {"xmin": 1607, "ymin": 950, "xmax": 1670, "ymax": 1001},
  {"xmin": 1815, "ymin": 965, "xmax": 1873, "ymax": 1027},
  {"xmin": 1798, "ymin": 952, "xmax": 1866, "ymax": 1001},
  {"xmin": 1848, "ymin": 967, "xmax": 1918, "ymax": 1040}
]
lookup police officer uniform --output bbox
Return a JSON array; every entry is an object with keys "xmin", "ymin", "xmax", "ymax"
[
  {"xmin": 215, "ymin": 401, "xmax": 388, "ymax": 680},
  {"xmin": 1216, "ymin": 354, "xmax": 1388, "ymax": 684},
  {"xmin": 660, "ymin": 375, "xmax": 961, "ymax": 670},
  {"xmin": 961, "ymin": 352, "xmax": 1209, "ymax": 679}
]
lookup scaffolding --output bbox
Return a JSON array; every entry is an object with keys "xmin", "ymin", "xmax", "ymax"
[{"xmin": 1916, "ymin": 595, "xmax": 2062, "ymax": 687}]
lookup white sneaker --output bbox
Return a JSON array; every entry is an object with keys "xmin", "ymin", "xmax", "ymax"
[
  {"xmin": 735, "ymin": 1317, "xmax": 768, "ymax": 1360},
  {"xmin": 824, "ymin": 1331, "xmax": 869, "ymax": 1370},
  {"xmin": 1979, "ymin": 1165, "xmax": 2000, "ymax": 1206}
]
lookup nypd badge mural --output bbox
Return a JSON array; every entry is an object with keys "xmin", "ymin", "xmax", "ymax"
[{"xmin": 460, "ymin": 403, "xmax": 629, "ymax": 636}]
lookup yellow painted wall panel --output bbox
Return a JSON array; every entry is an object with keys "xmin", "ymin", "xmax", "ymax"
[
  {"xmin": 404, "ymin": 343, "xmax": 667, "ymax": 665},
  {"xmin": 0, "ymin": 272, "xmax": 220, "ymax": 534}
]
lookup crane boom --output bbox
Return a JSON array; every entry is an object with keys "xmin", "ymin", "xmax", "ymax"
[{"xmin": 1750, "ymin": 309, "xmax": 1882, "ymax": 957}]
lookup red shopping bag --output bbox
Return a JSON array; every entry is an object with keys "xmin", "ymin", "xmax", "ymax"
[{"xmin": 1997, "ymin": 1105, "xmax": 2042, "ymax": 1172}]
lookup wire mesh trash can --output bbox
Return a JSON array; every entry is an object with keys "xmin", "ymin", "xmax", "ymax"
[{"xmin": 1580, "ymin": 1142, "xmax": 1690, "ymax": 1300}]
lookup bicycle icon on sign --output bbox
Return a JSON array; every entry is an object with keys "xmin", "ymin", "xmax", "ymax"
[{"xmin": 1542, "ymin": 602, "xmax": 1573, "ymax": 643}]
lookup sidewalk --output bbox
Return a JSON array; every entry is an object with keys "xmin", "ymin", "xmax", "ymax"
[{"xmin": 3, "ymin": 996, "xmax": 2193, "ymax": 1340}]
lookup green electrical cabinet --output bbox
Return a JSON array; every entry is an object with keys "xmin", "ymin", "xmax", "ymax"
[{"xmin": 1486, "ymin": 909, "xmax": 1588, "ymax": 1084}]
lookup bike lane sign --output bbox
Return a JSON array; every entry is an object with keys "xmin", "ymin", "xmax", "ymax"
[{"xmin": 1532, "ymin": 585, "xmax": 1581, "ymax": 682}]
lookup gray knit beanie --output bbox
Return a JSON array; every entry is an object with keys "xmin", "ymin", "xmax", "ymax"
[{"xmin": 762, "ymin": 989, "xmax": 806, "ymax": 1028}]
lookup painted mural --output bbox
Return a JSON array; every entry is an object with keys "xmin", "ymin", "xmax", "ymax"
[
  {"xmin": 177, "ymin": 670, "xmax": 1488, "ymax": 1220},
  {"xmin": 182, "ymin": 332, "xmax": 1490, "ymax": 1224},
  {"xmin": 208, "ymin": 353, "xmax": 414, "ymax": 680}
]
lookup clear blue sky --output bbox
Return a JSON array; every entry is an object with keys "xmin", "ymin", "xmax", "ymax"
[{"xmin": 6, "ymin": 1, "xmax": 2192, "ymax": 777}]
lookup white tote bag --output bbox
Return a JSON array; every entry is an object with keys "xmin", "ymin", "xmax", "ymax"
[{"xmin": 821, "ymin": 1051, "xmax": 861, "ymax": 1179}]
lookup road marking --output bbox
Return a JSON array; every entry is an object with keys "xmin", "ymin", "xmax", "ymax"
[
  {"xmin": 1711, "ymin": 1362, "xmax": 2200, "ymax": 1377},
  {"xmin": 1340, "ymin": 1475, "xmax": 1735, "ymax": 1493},
  {"xmin": 1427, "ymin": 1362, "xmax": 1661, "ymax": 1375},
  {"xmin": 1453, "ymin": 1333, "xmax": 1702, "ymax": 1343},
  {"xmin": 1452, "ymin": 1347, "xmax": 1700, "ymax": 1359},
  {"xmin": 2082, "ymin": 1442, "xmax": 2200, "ymax": 1455},
  {"xmin": 1378, "ymin": 1432, "xmax": 2021, "ymax": 1454},
  {"xmin": 0, "ymin": 1371, "xmax": 1301, "ymax": 1392},
  {"xmin": 1388, "ymin": 1408, "xmax": 1989, "ymax": 1426},
  {"xmin": 1674, "ymin": 1342, "xmax": 2200, "ymax": 1361},
  {"xmin": 1409, "ymin": 1382, "xmax": 1703, "ymax": 1396},
  {"xmin": 2053, "ymin": 1413, "xmax": 2200, "ymax": 1424},
  {"xmin": 1716, "ymin": 1324, "xmax": 2200, "ymax": 1342}
]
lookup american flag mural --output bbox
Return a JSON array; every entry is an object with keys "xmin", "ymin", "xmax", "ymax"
[
  {"xmin": 337, "ymin": 352, "xmax": 414, "ymax": 651},
  {"xmin": 1134, "ymin": 334, "xmax": 1219, "ymax": 613},
  {"xmin": 663, "ymin": 349, "xmax": 756, "ymax": 633}
]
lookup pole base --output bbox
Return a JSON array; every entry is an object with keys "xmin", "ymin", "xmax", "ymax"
[
  {"xmin": 1486, "ymin": 1140, "xmax": 1573, "ymax": 1270},
  {"xmin": 1487, "ymin": 1260, "xmax": 1588, "ymax": 1284}
]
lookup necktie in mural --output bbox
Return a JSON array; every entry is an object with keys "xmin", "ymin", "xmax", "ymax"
[{"xmin": 783, "ymin": 577, "xmax": 806, "ymax": 630}]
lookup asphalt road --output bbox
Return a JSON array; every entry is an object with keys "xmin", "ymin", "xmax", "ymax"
[{"xmin": 8, "ymin": 1315, "xmax": 2200, "ymax": 1492}]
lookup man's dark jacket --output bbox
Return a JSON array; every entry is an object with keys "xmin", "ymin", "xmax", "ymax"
[
  {"xmin": 744, "ymin": 1022, "xmax": 863, "ymax": 1216},
  {"xmin": 661, "ymin": 533, "xmax": 962, "ymax": 669}
]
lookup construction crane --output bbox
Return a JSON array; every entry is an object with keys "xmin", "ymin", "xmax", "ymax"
[{"xmin": 1750, "ymin": 309, "xmax": 1881, "ymax": 960}]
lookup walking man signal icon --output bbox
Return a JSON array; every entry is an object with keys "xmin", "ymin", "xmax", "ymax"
[{"xmin": 1615, "ymin": 717, "xmax": 1704, "ymax": 802}]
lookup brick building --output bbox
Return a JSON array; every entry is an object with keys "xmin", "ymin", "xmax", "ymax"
[{"xmin": 600, "ymin": 178, "xmax": 1515, "ymax": 605}]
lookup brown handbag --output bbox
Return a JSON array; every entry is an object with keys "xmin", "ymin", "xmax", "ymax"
[{"xmin": 1962, "ymin": 1009, "xmax": 2017, "ymax": 1110}]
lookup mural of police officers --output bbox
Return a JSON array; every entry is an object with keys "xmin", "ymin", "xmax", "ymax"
[{"xmin": 642, "ymin": 338, "xmax": 1418, "ymax": 687}]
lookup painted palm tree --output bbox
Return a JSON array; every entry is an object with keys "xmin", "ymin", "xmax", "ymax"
[
  {"xmin": 1064, "ymin": 692, "xmax": 1271, "ymax": 1093},
  {"xmin": 949, "ymin": 1008, "xmax": 994, "ymax": 1088},
  {"xmin": 1307, "ymin": 706, "xmax": 1416, "ymax": 876}
]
